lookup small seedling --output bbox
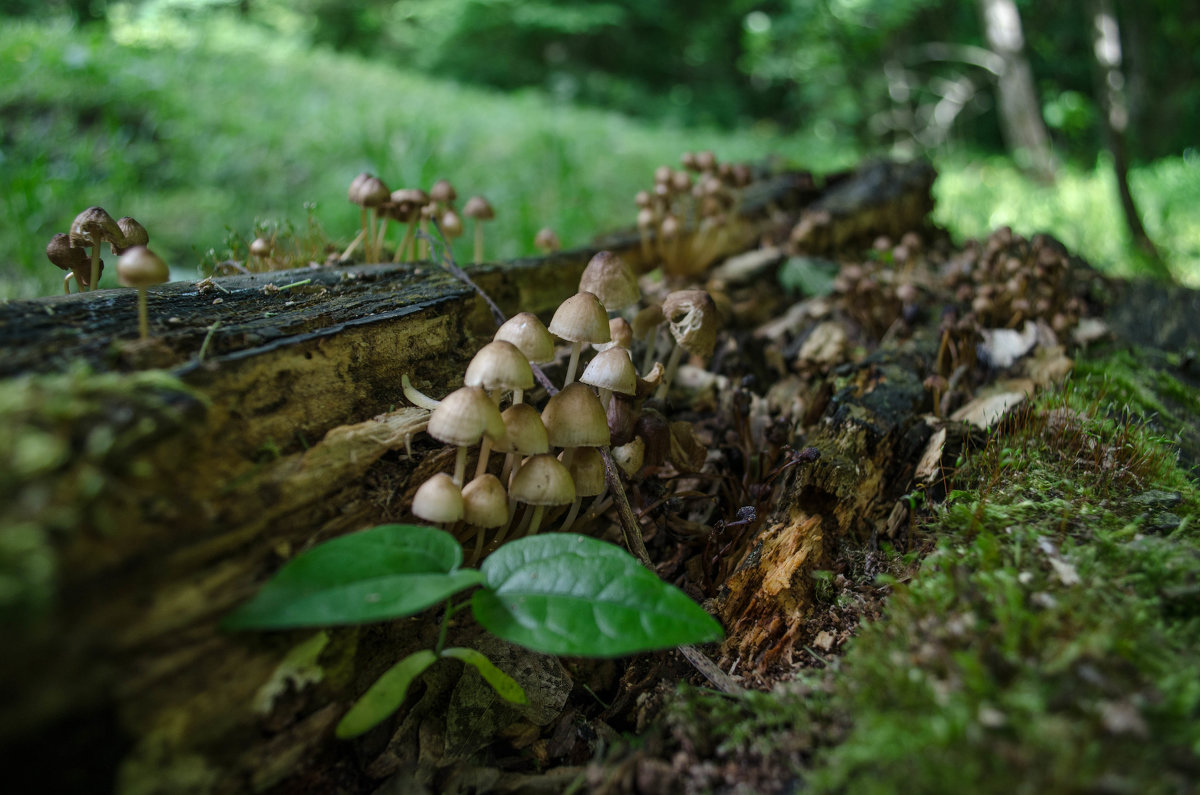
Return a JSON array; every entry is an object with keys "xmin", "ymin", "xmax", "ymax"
[{"xmin": 224, "ymin": 524, "xmax": 722, "ymax": 738}]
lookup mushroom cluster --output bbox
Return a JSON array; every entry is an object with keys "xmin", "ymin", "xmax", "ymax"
[
  {"xmin": 345, "ymin": 173, "xmax": 497, "ymax": 265},
  {"xmin": 635, "ymin": 151, "xmax": 757, "ymax": 278},
  {"xmin": 403, "ymin": 249, "xmax": 724, "ymax": 560},
  {"xmin": 46, "ymin": 207, "xmax": 150, "ymax": 293}
]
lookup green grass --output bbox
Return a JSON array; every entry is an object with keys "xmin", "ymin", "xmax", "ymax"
[
  {"xmin": 4, "ymin": 15, "xmax": 1197, "ymax": 301},
  {"xmin": 668, "ymin": 364, "xmax": 1200, "ymax": 792}
]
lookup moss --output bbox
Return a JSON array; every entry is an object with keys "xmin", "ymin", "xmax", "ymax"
[{"xmin": 0, "ymin": 365, "xmax": 205, "ymax": 621}]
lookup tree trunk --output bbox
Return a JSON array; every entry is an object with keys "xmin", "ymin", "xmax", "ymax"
[
  {"xmin": 979, "ymin": 0, "xmax": 1057, "ymax": 182},
  {"xmin": 1090, "ymin": 0, "xmax": 1167, "ymax": 277}
]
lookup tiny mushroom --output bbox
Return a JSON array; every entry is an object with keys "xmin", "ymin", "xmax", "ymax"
[
  {"xmin": 655, "ymin": 289, "xmax": 720, "ymax": 400},
  {"xmin": 558, "ymin": 445, "xmax": 606, "ymax": 532},
  {"xmin": 113, "ymin": 217, "xmax": 149, "ymax": 256},
  {"xmin": 579, "ymin": 250, "xmax": 640, "ymax": 314},
  {"xmin": 548, "ymin": 291, "xmax": 611, "ymax": 386},
  {"xmin": 389, "ymin": 188, "xmax": 429, "ymax": 262},
  {"xmin": 580, "ymin": 346, "xmax": 637, "ymax": 410},
  {"xmin": 462, "ymin": 195, "xmax": 495, "ymax": 264},
  {"xmin": 541, "ymin": 381, "xmax": 610, "ymax": 468},
  {"xmin": 412, "ymin": 472, "xmax": 464, "ymax": 526},
  {"xmin": 534, "ymin": 227, "xmax": 561, "ymax": 255},
  {"xmin": 494, "ymin": 312, "xmax": 556, "ymax": 366},
  {"xmin": 464, "ymin": 340, "xmax": 534, "ymax": 479},
  {"xmin": 427, "ymin": 386, "xmax": 506, "ymax": 486},
  {"xmin": 461, "ymin": 472, "xmax": 509, "ymax": 562},
  {"xmin": 116, "ymin": 246, "xmax": 170, "ymax": 340},
  {"xmin": 46, "ymin": 232, "xmax": 93, "ymax": 293},
  {"xmin": 70, "ymin": 206, "xmax": 127, "ymax": 291},
  {"xmin": 509, "ymin": 453, "xmax": 575, "ymax": 536}
]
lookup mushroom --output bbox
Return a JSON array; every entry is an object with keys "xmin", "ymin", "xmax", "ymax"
[
  {"xmin": 579, "ymin": 346, "xmax": 637, "ymax": 410},
  {"xmin": 113, "ymin": 216, "xmax": 149, "ymax": 256},
  {"xmin": 462, "ymin": 196, "xmax": 495, "ymax": 264},
  {"xmin": 548, "ymin": 291, "xmax": 611, "ymax": 386},
  {"xmin": 558, "ymin": 446, "xmax": 606, "ymax": 532},
  {"xmin": 70, "ymin": 206, "xmax": 126, "ymax": 291},
  {"xmin": 389, "ymin": 188, "xmax": 429, "ymax": 262},
  {"xmin": 611, "ymin": 437, "xmax": 646, "ymax": 478},
  {"xmin": 46, "ymin": 233, "xmax": 93, "ymax": 294},
  {"xmin": 579, "ymin": 250, "xmax": 639, "ymax": 314},
  {"xmin": 509, "ymin": 453, "xmax": 575, "ymax": 536},
  {"xmin": 494, "ymin": 312, "xmax": 556, "ymax": 367},
  {"xmin": 116, "ymin": 246, "xmax": 170, "ymax": 340},
  {"xmin": 632, "ymin": 302, "xmax": 665, "ymax": 374},
  {"xmin": 595, "ymin": 317, "xmax": 633, "ymax": 353},
  {"xmin": 429, "ymin": 179, "xmax": 457, "ymax": 212},
  {"xmin": 534, "ymin": 227, "xmax": 561, "ymax": 255},
  {"xmin": 441, "ymin": 208, "xmax": 464, "ymax": 252},
  {"xmin": 541, "ymin": 381, "xmax": 609, "ymax": 468},
  {"xmin": 412, "ymin": 472, "xmax": 464, "ymax": 527},
  {"xmin": 348, "ymin": 173, "xmax": 390, "ymax": 262},
  {"xmin": 464, "ymin": 340, "xmax": 534, "ymax": 479},
  {"xmin": 461, "ymin": 473, "xmax": 509, "ymax": 562},
  {"xmin": 496, "ymin": 402, "xmax": 551, "ymax": 488},
  {"xmin": 427, "ymin": 386, "xmax": 506, "ymax": 486},
  {"xmin": 248, "ymin": 236, "xmax": 273, "ymax": 272},
  {"xmin": 655, "ymin": 290, "xmax": 720, "ymax": 400}
]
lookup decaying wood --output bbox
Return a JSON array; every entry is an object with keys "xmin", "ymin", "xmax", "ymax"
[{"xmin": 0, "ymin": 159, "xmax": 997, "ymax": 793}]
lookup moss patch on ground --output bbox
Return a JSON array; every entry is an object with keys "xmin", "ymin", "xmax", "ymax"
[{"xmin": 663, "ymin": 356, "xmax": 1200, "ymax": 793}]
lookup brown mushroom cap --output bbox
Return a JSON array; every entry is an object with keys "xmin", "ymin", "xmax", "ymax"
[
  {"xmin": 430, "ymin": 179, "xmax": 457, "ymax": 205},
  {"xmin": 596, "ymin": 317, "xmax": 633, "ymax": 352},
  {"xmin": 579, "ymin": 250, "xmax": 639, "ymax": 312},
  {"xmin": 356, "ymin": 176, "xmax": 390, "ymax": 207},
  {"xmin": 494, "ymin": 312, "xmax": 556, "ymax": 364},
  {"xmin": 464, "ymin": 340, "xmax": 534, "ymax": 394},
  {"xmin": 580, "ymin": 347, "xmax": 637, "ymax": 397},
  {"xmin": 461, "ymin": 473, "xmax": 508, "ymax": 528},
  {"xmin": 561, "ymin": 446, "xmax": 606, "ymax": 497},
  {"xmin": 113, "ymin": 217, "xmax": 149, "ymax": 255},
  {"xmin": 46, "ymin": 233, "xmax": 88, "ymax": 272},
  {"xmin": 463, "ymin": 195, "xmax": 494, "ymax": 220},
  {"xmin": 662, "ymin": 289, "xmax": 719, "ymax": 359},
  {"xmin": 348, "ymin": 172, "xmax": 372, "ymax": 202},
  {"xmin": 70, "ymin": 206, "xmax": 126, "ymax": 250},
  {"xmin": 428, "ymin": 386, "xmax": 506, "ymax": 447},
  {"xmin": 412, "ymin": 472, "xmax": 464, "ymax": 524},
  {"xmin": 541, "ymin": 382, "xmax": 610, "ymax": 449},
  {"xmin": 534, "ymin": 227, "xmax": 561, "ymax": 253},
  {"xmin": 441, "ymin": 209, "xmax": 464, "ymax": 238},
  {"xmin": 497, "ymin": 403, "xmax": 550, "ymax": 455},
  {"xmin": 510, "ymin": 454, "xmax": 575, "ymax": 507},
  {"xmin": 548, "ymin": 291, "xmax": 611, "ymax": 345},
  {"xmin": 116, "ymin": 246, "xmax": 169, "ymax": 288}
]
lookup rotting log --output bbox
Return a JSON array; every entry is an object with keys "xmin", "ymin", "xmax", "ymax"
[{"xmin": 0, "ymin": 159, "xmax": 962, "ymax": 793}]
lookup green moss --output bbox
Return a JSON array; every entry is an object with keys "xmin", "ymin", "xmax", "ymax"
[{"xmin": 0, "ymin": 366, "xmax": 205, "ymax": 621}]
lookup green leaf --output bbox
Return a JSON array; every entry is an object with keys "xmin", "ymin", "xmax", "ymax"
[
  {"xmin": 472, "ymin": 534, "xmax": 723, "ymax": 657},
  {"xmin": 335, "ymin": 649, "xmax": 438, "ymax": 739},
  {"xmin": 778, "ymin": 256, "xmax": 838, "ymax": 297},
  {"xmin": 224, "ymin": 524, "xmax": 485, "ymax": 629},
  {"xmin": 441, "ymin": 646, "xmax": 528, "ymax": 705}
]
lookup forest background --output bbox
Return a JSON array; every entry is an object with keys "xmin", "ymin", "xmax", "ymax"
[{"xmin": 1, "ymin": 0, "xmax": 1197, "ymax": 300}]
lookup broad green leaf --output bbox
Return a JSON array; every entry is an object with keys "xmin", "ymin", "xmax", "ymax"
[
  {"xmin": 778, "ymin": 256, "xmax": 838, "ymax": 297},
  {"xmin": 335, "ymin": 649, "xmax": 437, "ymax": 739},
  {"xmin": 224, "ymin": 524, "xmax": 484, "ymax": 629},
  {"xmin": 472, "ymin": 534, "xmax": 723, "ymax": 657},
  {"xmin": 441, "ymin": 647, "xmax": 528, "ymax": 705}
]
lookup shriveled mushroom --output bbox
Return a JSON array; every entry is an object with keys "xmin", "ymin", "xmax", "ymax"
[
  {"xmin": 655, "ymin": 289, "xmax": 720, "ymax": 400},
  {"xmin": 70, "ymin": 206, "xmax": 127, "ymax": 291},
  {"xmin": 113, "ymin": 217, "xmax": 149, "ymax": 256},
  {"xmin": 46, "ymin": 233, "xmax": 93, "ymax": 294},
  {"xmin": 579, "ymin": 250, "xmax": 639, "ymax": 314}
]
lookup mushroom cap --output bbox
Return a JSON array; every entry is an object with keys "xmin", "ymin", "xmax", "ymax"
[
  {"xmin": 114, "ymin": 217, "xmax": 149, "ymax": 254},
  {"xmin": 497, "ymin": 403, "xmax": 550, "ymax": 455},
  {"xmin": 461, "ymin": 473, "xmax": 508, "ymax": 528},
  {"xmin": 428, "ymin": 386, "xmax": 506, "ymax": 447},
  {"xmin": 596, "ymin": 317, "xmax": 633, "ymax": 352},
  {"xmin": 662, "ymin": 289, "xmax": 719, "ymax": 359},
  {"xmin": 70, "ymin": 206, "xmax": 125, "ymax": 250},
  {"xmin": 541, "ymin": 382, "xmax": 610, "ymax": 449},
  {"xmin": 463, "ymin": 195, "xmax": 494, "ymax": 220},
  {"xmin": 580, "ymin": 347, "xmax": 637, "ymax": 397},
  {"xmin": 659, "ymin": 215, "xmax": 681, "ymax": 239},
  {"xmin": 430, "ymin": 179, "xmax": 457, "ymax": 205},
  {"xmin": 561, "ymin": 446, "xmax": 606, "ymax": 498},
  {"xmin": 579, "ymin": 250, "xmax": 639, "ymax": 312},
  {"xmin": 464, "ymin": 340, "xmax": 534, "ymax": 393},
  {"xmin": 249, "ymin": 237, "xmax": 273, "ymax": 258},
  {"xmin": 357, "ymin": 176, "xmax": 391, "ymax": 207},
  {"xmin": 117, "ymin": 246, "xmax": 169, "ymax": 288},
  {"xmin": 695, "ymin": 150, "xmax": 717, "ymax": 172},
  {"xmin": 548, "ymin": 291, "xmax": 611, "ymax": 345},
  {"xmin": 510, "ymin": 454, "xmax": 575, "ymax": 507},
  {"xmin": 534, "ymin": 227, "xmax": 561, "ymax": 253},
  {"xmin": 412, "ymin": 472, "xmax": 464, "ymax": 524},
  {"xmin": 441, "ymin": 209, "xmax": 464, "ymax": 238},
  {"xmin": 494, "ymin": 312, "xmax": 556, "ymax": 364},
  {"xmin": 611, "ymin": 437, "xmax": 645, "ymax": 477},
  {"xmin": 391, "ymin": 188, "xmax": 430, "ymax": 206},
  {"xmin": 348, "ymin": 172, "xmax": 372, "ymax": 202},
  {"xmin": 46, "ymin": 233, "xmax": 87, "ymax": 272},
  {"xmin": 636, "ymin": 207, "xmax": 655, "ymax": 231}
]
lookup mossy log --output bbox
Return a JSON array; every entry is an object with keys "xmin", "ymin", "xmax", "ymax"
[{"xmin": 2, "ymin": 157, "xmax": 1130, "ymax": 793}]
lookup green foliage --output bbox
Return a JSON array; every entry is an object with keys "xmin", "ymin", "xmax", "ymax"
[{"xmin": 226, "ymin": 524, "xmax": 723, "ymax": 736}]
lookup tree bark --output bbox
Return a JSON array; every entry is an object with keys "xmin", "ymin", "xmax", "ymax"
[{"xmin": 979, "ymin": 0, "xmax": 1057, "ymax": 182}]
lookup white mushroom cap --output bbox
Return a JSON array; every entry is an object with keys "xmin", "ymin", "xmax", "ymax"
[
  {"xmin": 611, "ymin": 437, "xmax": 645, "ymax": 477},
  {"xmin": 561, "ymin": 446, "xmax": 606, "ymax": 497},
  {"xmin": 495, "ymin": 312, "xmax": 556, "ymax": 364},
  {"xmin": 510, "ymin": 454, "xmax": 575, "ymax": 506},
  {"xmin": 579, "ymin": 250, "xmax": 639, "ymax": 312},
  {"xmin": 462, "ymin": 473, "xmax": 508, "ymax": 528},
  {"xmin": 428, "ymin": 386, "xmax": 506, "ymax": 447},
  {"xmin": 464, "ymin": 340, "xmax": 533, "ymax": 393},
  {"xmin": 580, "ymin": 347, "xmax": 637, "ymax": 397},
  {"xmin": 541, "ymin": 382, "xmax": 609, "ymax": 449},
  {"xmin": 497, "ymin": 403, "xmax": 549, "ymax": 455},
  {"xmin": 548, "ymin": 291, "xmax": 611, "ymax": 345},
  {"xmin": 412, "ymin": 473, "xmax": 464, "ymax": 523}
]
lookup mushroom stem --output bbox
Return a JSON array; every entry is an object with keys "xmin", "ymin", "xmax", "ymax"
[
  {"xmin": 474, "ymin": 436, "xmax": 494, "ymax": 480},
  {"xmin": 401, "ymin": 374, "xmax": 442, "ymax": 410},
  {"xmin": 394, "ymin": 220, "xmax": 417, "ymax": 263},
  {"xmin": 339, "ymin": 228, "xmax": 366, "ymax": 261},
  {"xmin": 360, "ymin": 206, "xmax": 369, "ymax": 261},
  {"xmin": 63, "ymin": 273, "xmax": 75, "ymax": 295},
  {"xmin": 523, "ymin": 504, "xmax": 546, "ymax": 536},
  {"xmin": 137, "ymin": 288, "xmax": 150, "ymax": 340},
  {"xmin": 88, "ymin": 245, "xmax": 101, "ymax": 291},
  {"xmin": 452, "ymin": 445, "xmax": 469, "ymax": 487},
  {"xmin": 640, "ymin": 328, "xmax": 661, "ymax": 374},
  {"xmin": 563, "ymin": 341, "xmax": 584, "ymax": 386},
  {"xmin": 559, "ymin": 498, "xmax": 583, "ymax": 533},
  {"xmin": 374, "ymin": 216, "xmax": 390, "ymax": 262},
  {"xmin": 473, "ymin": 220, "xmax": 485, "ymax": 264},
  {"xmin": 654, "ymin": 344, "xmax": 685, "ymax": 400}
]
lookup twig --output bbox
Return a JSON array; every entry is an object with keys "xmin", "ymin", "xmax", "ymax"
[
  {"xmin": 421, "ymin": 222, "xmax": 506, "ymax": 328},
  {"xmin": 601, "ymin": 447, "xmax": 651, "ymax": 567}
]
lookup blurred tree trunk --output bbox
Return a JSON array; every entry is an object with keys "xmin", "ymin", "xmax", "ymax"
[
  {"xmin": 1090, "ymin": 0, "xmax": 1167, "ymax": 277},
  {"xmin": 978, "ymin": 0, "xmax": 1057, "ymax": 182}
]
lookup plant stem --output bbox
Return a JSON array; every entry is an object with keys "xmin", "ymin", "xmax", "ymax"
[{"xmin": 434, "ymin": 599, "xmax": 471, "ymax": 656}]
